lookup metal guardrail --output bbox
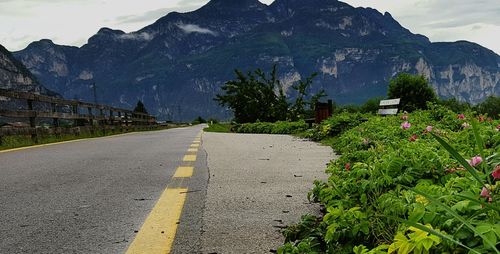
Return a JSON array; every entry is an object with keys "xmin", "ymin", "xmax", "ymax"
[{"xmin": 0, "ymin": 88, "xmax": 157, "ymax": 143}]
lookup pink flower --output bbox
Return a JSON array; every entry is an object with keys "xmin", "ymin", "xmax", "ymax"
[
  {"xmin": 401, "ymin": 115, "xmax": 409, "ymax": 121},
  {"xmin": 401, "ymin": 122, "xmax": 411, "ymax": 130},
  {"xmin": 362, "ymin": 138, "xmax": 370, "ymax": 145},
  {"xmin": 481, "ymin": 187, "xmax": 491, "ymax": 198},
  {"xmin": 457, "ymin": 114, "xmax": 465, "ymax": 119},
  {"xmin": 345, "ymin": 163, "xmax": 351, "ymax": 171},
  {"xmin": 496, "ymin": 124, "xmax": 500, "ymax": 131},
  {"xmin": 426, "ymin": 126, "xmax": 433, "ymax": 132},
  {"xmin": 478, "ymin": 115, "xmax": 485, "ymax": 123},
  {"xmin": 468, "ymin": 156, "xmax": 483, "ymax": 167},
  {"xmin": 492, "ymin": 165, "xmax": 500, "ymax": 180},
  {"xmin": 462, "ymin": 122, "xmax": 470, "ymax": 129},
  {"xmin": 409, "ymin": 134, "xmax": 418, "ymax": 142}
]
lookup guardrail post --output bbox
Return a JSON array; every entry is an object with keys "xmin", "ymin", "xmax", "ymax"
[
  {"xmin": 27, "ymin": 99, "xmax": 38, "ymax": 143},
  {"xmin": 100, "ymin": 108, "xmax": 106, "ymax": 135},
  {"xmin": 88, "ymin": 107, "xmax": 95, "ymax": 135},
  {"xmin": 72, "ymin": 104, "xmax": 79, "ymax": 127}
]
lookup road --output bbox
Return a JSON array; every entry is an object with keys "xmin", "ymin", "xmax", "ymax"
[
  {"xmin": 0, "ymin": 125, "xmax": 207, "ymax": 254},
  {"xmin": 0, "ymin": 126, "xmax": 333, "ymax": 254}
]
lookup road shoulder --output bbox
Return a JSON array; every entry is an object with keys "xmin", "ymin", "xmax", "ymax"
[{"xmin": 201, "ymin": 132, "xmax": 334, "ymax": 253}]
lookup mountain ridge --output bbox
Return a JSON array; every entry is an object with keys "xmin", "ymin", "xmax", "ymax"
[{"xmin": 12, "ymin": 0, "xmax": 500, "ymax": 120}]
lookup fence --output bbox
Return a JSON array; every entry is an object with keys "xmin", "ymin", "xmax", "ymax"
[{"xmin": 0, "ymin": 88, "xmax": 157, "ymax": 144}]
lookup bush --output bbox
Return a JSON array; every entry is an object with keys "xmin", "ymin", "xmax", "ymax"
[
  {"xmin": 475, "ymin": 96, "xmax": 500, "ymax": 119},
  {"xmin": 388, "ymin": 73, "xmax": 437, "ymax": 112},
  {"xmin": 305, "ymin": 112, "xmax": 372, "ymax": 141},
  {"xmin": 438, "ymin": 98, "xmax": 471, "ymax": 113},
  {"xmin": 234, "ymin": 121, "xmax": 308, "ymax": 134},
  {"xmin": 280, "ymin": 108, "xmax": 500, "ymax": 253}
]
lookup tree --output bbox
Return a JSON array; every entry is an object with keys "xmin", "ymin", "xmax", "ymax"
[
  {"xmin": 289, "ymin": 73, "xmax": 326, "ymax": 121},
  {"xmin": 215, "ymin": 65, "xmax": 288, "ymax": 123},
  {"xmin": 134, "ymin": 100, "xmax": 148, "ymax": 114},
  {"xmin": 388, "ymin": 73, "xmax": 437, "ymax": 112},
  {"xmin": 475, "ymin": 96, "xmax": 500, "ymax": 119}
]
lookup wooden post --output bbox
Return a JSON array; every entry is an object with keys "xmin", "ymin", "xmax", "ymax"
[
  {"xmin": 328, "ymin": 100, "xmax": 333, "ymax": 117},
  {"xmin": 27, "ymin": 99, "xmax": 38, "ymax": 143},
  {"xmin": 118, "ymin": 111, "xmax": 123, "ymax": 132},
  {"xmin": 72, "ymin": 104, "xmax": 79, "ymax": 127},
  {"xmin": 100, "ymin": 108, "xmax": 105, "ymax": 135},
  {"xmin": 51, "ymin": 103, "xmax": 59, "ymax": 127},
  {"xmin": 88, "ymin": 107, "xmax": 95, "ymax": 135}
]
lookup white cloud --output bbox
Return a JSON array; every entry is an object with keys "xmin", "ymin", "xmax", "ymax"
[
  {"xmin": 177, "ymin": 23, "xmax": 218, "ymax": 36},
  {"xmin": 119, "ymin": 32, "xmax": 155, "ymax": 41}
]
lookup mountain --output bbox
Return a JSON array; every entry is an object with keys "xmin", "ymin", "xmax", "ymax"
[
  {"xmin": 0, "ymin": 43, "xmax": 56, "ymax": 95},
  {"xmin": 13, "ymin": 0, "xmax": 500, "ymax": 120}
]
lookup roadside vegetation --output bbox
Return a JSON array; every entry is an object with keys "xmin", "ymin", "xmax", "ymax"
[
  {"xmin": 213, "ymin": 67, "xmax": 500, "ymax": 253},
  {"xmin": 0, "ymin": 124, "xmax": 184, "ymax": 151}
]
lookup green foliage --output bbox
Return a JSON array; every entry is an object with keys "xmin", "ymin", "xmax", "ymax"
[
  {"xmin": 234, "ymin": 121, "xmax": 308, "ymax": 134},
  {"xmin": 475, "ymin": 96, "xmax": 500, "ymax": 119},
  {"xmin": 192, "ymin": 116, "xmax": 207, "ymax": 124},
  {"xmin": 203, "ymin": 123, "xmax": 233, "ymax": 133},
  {"xmin": 133, "ymin": 100, "xmax": 148, "ymax": 114},
  {"xmin": 360, "ymin": 97, "xmax": 384, "ymax": 114},
  {"xmin": 280, "ymin": 107, "xmax": 500, "ymax": 253},
  {"xmin": 215, "ymin": 65, "xmax": 323, "ymax": 123},
  {"xmin": 438, "ymin": 98, "xmax": 471, "ymax": 113},
  {"xmin": 305, "ymin": 112, "xmax": 371, "ymax": 141},
  {"xmin": 388, "ymin": 73, "xmax": 437, "ymax": 112}
]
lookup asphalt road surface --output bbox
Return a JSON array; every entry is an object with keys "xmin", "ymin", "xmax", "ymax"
[
  {"xmin": 0, "ymin": 125, "xmax": 207, "ymax": 254},
  {"xmin": 0, "ymin": 126, "xmax": 333, "ymax": 254}
]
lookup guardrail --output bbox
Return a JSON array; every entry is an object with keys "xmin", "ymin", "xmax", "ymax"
[{"xmin": 0, "ymin": 88, "xmax": 157, "ymax": 144}]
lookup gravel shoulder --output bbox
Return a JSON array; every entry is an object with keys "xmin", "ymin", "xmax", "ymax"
[{"xmin": 201, "ymin": 132, "xmax": 335, "ymax": 253}]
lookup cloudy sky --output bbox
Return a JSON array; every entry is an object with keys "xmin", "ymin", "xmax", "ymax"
[{"xmin": 0, "ymin": 0, "xmax": 499, "ymax": 54}]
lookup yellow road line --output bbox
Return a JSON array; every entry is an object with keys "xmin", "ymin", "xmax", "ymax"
[
  {"xmin": 192, "ymin": 140, "xmax": 201, "ymax": 144},
  {"xmin": 183, "ymin": 155, "xmax": 197, "ymax": 162},
  {"xmin": 187, "ymin": 148, "xmax": 198, "ymax": 153},
  {"xmin": 190, "ymin": 144, "xmax": 200, "ymax": 148},
  {"xmin": 173, "ymin": 166, "xmax": 194, "ymax": 178},
  {"xmin": 126, "ymin": 188, "xmax": 188, "ymax": 254}
]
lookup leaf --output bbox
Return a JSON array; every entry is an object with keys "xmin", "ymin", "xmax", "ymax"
[
  {"xmin": 451, "ymin": 200, "xmax": 470, "ymax": 212},
  {"xmin": 432, "ymin": 133, "xmax": 485, "ymax": 187},
  {"xmin": 409, "ymin": 188, "xmax": 499, "ymax": 253},
  {"xmin": 456, "ymin": 194, "xmax": 500, "ymax": 213},
  {"xmin": 421, "ymin": 238, "xmax": 434, "ymax": 251},
  {"xmin": 475, "ymin": 224, "xmax": 493, "ymax": 235},
  {"xmin": 397, "ymin": 219, "xmax": 481, "ymax": 254},
  {"xmin": 471, "ymin": 120, "xmax": 487, "ymax": 175},
  {"xmin": 483, "ymin": 231, "xmax": 498, "ymax": 250},
  {"xmin": 409, "ymin": 204, "xmax": 426, "ymax": 222}
]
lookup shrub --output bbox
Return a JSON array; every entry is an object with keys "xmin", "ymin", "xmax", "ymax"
[
  {"xmin": 234, "ymin": 121, "xmax": 308, "ymax": 134},
  {"xmin": 279, "ymin": 109, "xmax": 500, "ymax": 253},
  {"xmin": 388, "ymin": 73, "xmax": 437, "ymax": 112},
  {"xmin": 475, "ymin": 96, "xmax": 500, "ymax": 119}
]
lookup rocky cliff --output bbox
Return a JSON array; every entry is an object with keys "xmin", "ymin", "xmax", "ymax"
[
  {"xmin": 13, "ymin": 0, "xmax": 500, "ymax": 120},
  {"xmin": 0, "ymin": 44, "xmax": 55, "ymax": 95}
]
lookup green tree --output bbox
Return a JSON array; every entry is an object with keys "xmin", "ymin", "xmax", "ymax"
[
  {"xmin": 289, "ymin": 73, "xmax": 327, "ymax": 120},
  {"xmin": 387, "ymin": 73, "xmax": 437, "ymax": 112},
  {"xmin": 215, "ymin": 65, "xmax": 288, "ymax": 123},
  {"xmin": 475, "ymin": 96, "xmax": 500, "ymax": 118},
  {"xmin": 133, "ymin": 100, "xmax": 148, "ymax": 114}
]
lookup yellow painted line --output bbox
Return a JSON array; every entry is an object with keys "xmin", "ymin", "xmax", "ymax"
[
  {"xmin": 126, "ymin": 188, "xmax": 188, "ymax": 254},
  {"xmin": 190, "ymin": 144, "xmax": 200, "ymax": 148},
  {"xmin": 187, "ymin": 148, "xmax": 198, "ymax": 153},
  {"xmin": 192, "ymin": 141, "xmax": 201, "ymax": 144},
  {"xmin": 183, "ymin": 155, "xmax": 197, "ymax": 162},
  {"xmin": 0, "ymin": 132, "xmax": 138, "ymax": 154},
  {"xmin": 173, "ymin": 166, "xmax": 194, "ymax": 178}
]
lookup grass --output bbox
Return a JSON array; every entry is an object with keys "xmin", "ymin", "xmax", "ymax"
[
  {"xmin": 203, "ymin": 123, "xmax": 233, "ymax": 133},
  {"xmin": 0, "ymin": 125, "xmax": 184, "ymax": 151}
]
